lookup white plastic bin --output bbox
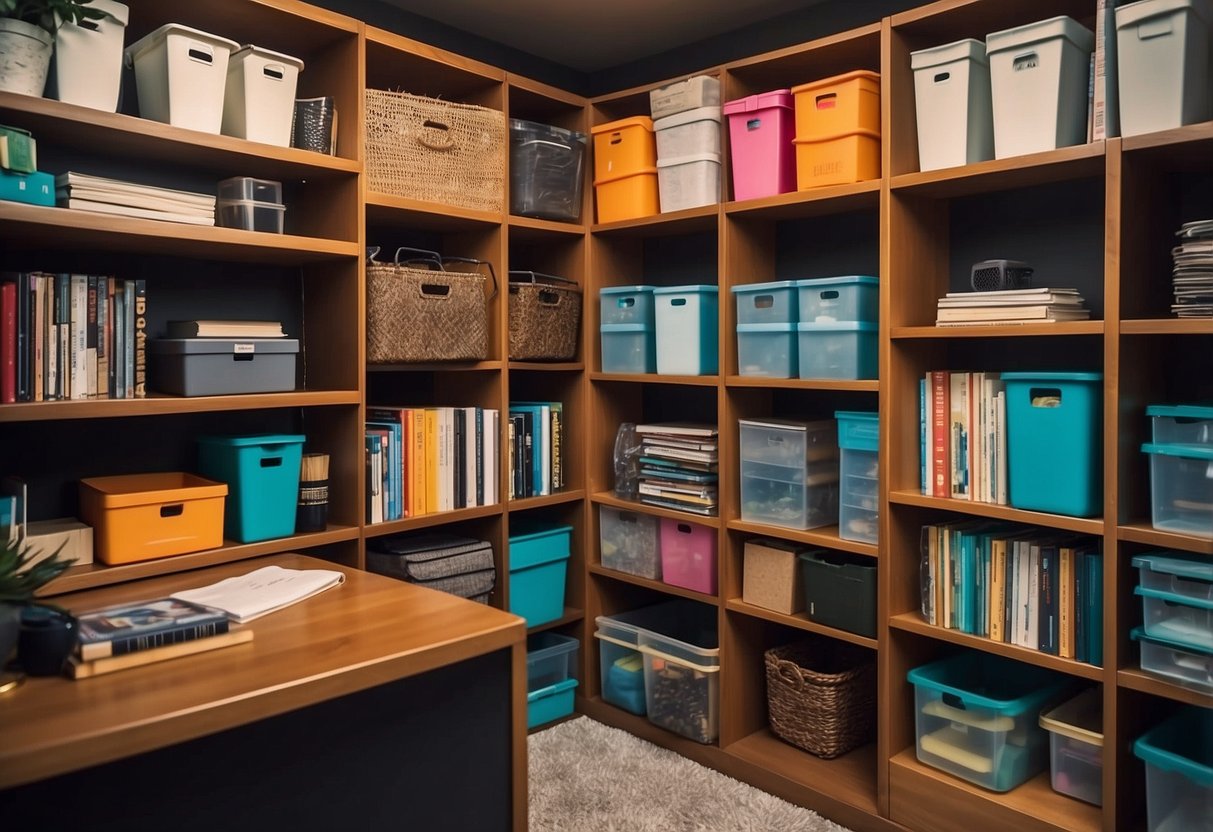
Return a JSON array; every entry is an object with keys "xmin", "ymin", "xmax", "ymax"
[
  {"xmin": 51, "ymin": 0, "xmax": 129, "ymax": 112},
  {"xmin": 911, "ymin": 38, "xmax": 994, "ymax": 171},
  {"xmin": 657, "ymin": 152, "xmax": 721, "ymax": 212},
  {"xmin": 1040, "ymin": 688, "xmax": 1104, "ymax": 806},
  {"xmin": 650, "ymin": 75, "xmax": 721, "ymax": 120},
  {"xmin": 222, "ymin": 45, "xmax": 304, "ymax": 147},
  {"xmin": 654, "ymin": 106, "xmax": 722, "ymax": 159},
  {"xmin": 1117, "ymin": 0, "xmax": 1213, "ymax": 137},
  {"xmin": 653, "ymin": 285, "xmax": 718, "ymax": 375},
  {"xmin": 125, "ymin": 24, "xmax": 240, "ymax": 134},
  {"xmin": 986, "ymin": 16, "xmax": 1095, "ymax": 159}
]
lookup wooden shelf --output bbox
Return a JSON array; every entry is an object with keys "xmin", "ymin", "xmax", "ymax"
[
  {"xmin": 723, "ymin": 181, "xmax": 880, "ymax": 221},
  {"xmin": 1118, "ymin": 523, "xmax": 1213, "ymax": 556},
  {"xmin": 591, "ymin": 204, "xmax": 718, "ymax": 237},
  {"xmin": 508, "ymin": 215, "xmax": 586, "ymax": 240},
  {"xmin": 889, "ymin": 613, "xmax": 1103, "ymax": 681},
  {"xmin": 1121, "ymin": 120, "xmax": 1213, "ymax": 170},
  {"xmin": 508, "ymin": 361, "xmax": 585, "ymax": 372},
  {"xmin": 589, "ymin": 563, "xmax": 718, "ymax": 605},
  {"xmin": 590, "ymin": 372, "xmax": 720, "ymax": 387},
  {"xmin": 0, "ymin": 391, "xmax": 360, "ymax": 423},
  {"xmin": 0, "ymin": 203, "xmax": 359, "ymax": 264},
  {"xmin": 726, "ymin": 599, "xmax": 878, "ymax": 649},
  {"xmin": 365, "ymin": 191, "xmax": 503, "ymax": 230},
  {"xmin": 724, "ymin": 376, "xmax": 879, "ymax": 392},
  {"xmin": 363, "ymin": 504, "xmax": 504, "ymax": 538},
  {"xmin": 725, "ymin": 731, "xmax": 880, "ymax": 818},
  {"xmin": 892, "ymin": 322, "xmax": 1105, "ymax": 339},
  {"xmin": 366, "ymin": 361, "xmax": 504, "ymax": 373},
  {"xmin": 889, "ymin": 491, "xmax": 1106, "ymax": 536},
  {"xmin": 527, "ymin": 607, "xmax": 584, "ymax": 634},
  {"xmin": 508, "ymin": 490, "xmax": 586, "ymax": 512},
  {"xmin": 1121, "ymin": 318, "xmax": 1213, "ymax": 335},
  {"xmin": 42, "ymin": 526, "xmax": 361, "ymax": 596},
  {"xmin": 591, "ymin": 492, "xmax": 720, "ymax": 528},
  {"xmin": 1118, "ymin": 669, "xmax": 1213, "ymax": 708},
  {"xmin": 726, "ymin": 519, "xmax": 878, "ymax": 558},
  {"xmin": 890, "ymin": 143, "xmax": 1106, "ymax": 199}
]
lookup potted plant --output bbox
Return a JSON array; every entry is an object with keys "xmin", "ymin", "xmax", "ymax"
[
  {"xmin": 0, "ymin": 0, "xmax": 111, "ymax": 97},
  {"xmin": 0, "ymin": 536, "xmax": 75, "ymax": 682}
]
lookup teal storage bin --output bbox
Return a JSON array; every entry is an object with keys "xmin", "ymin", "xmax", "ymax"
[
  {"xmin": 733, "ymin": 280, "xmax": 800, "ymax": 324},
  {"xmin": 908, "ymin": 652, "xmax": 1071, "ymax": 792},
  {"xmin": 197, "ymin": 434, "xmax": 305, "ymax": 543},
  {"xmin": 653, "ymin": 285, "xmax": 719, "ymax": 375},
  {"xmin": 601, "ymin": 322, "xmax": 655, "ymax": 373},
  {"xmin": 796, "ymin": 321, "xmax": 878, "ymax": 380},
  {"xmin": 736, "ymin": 323, "xmax": 798, "ymax": 378},
  {"xmin": 1002, "ymin": 372, "xmax": 1102, "ymax": 518},
  {"xmin": 1143, "ymin": 442, "xmax": 1213, "ymax": 537},
  {"xmin": 836, "ymin": 411, "xmax": 879, "ymax": 545},
  {"xmin": 527, "ymin": 631, "xmax": 580, "ymax": 729},
  {"xmin": 1134, "ymin": 708, "xmax": 1213, "ymax": 832},
  {"xmin": 600, "ymin": 284, "xmax": 656, "ymax": 326},
  {"xmin": 509, "ymin": 524, "xmax": 572, "ymax": 626},
  {"xmin": 796, "ymin": 275, "xmax": 879, "ymax": 322}
]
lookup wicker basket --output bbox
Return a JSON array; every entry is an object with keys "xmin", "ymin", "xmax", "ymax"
[
  {"xmin": 366, "ymin": 247, "xmax": 496, "ymax": 364},
  {"xmin": 364, "ymin": 88, "xmax": 505, "ymax": 213},
  {"xmin": 765, "ymin": 638, "xmax": 876, "ymax": 759},
  {"xmin": 508, "ymin": 271, "xmax": 581, "ymax": 361}
]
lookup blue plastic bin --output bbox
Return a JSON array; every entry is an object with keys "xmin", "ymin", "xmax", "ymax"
[
  {"xmin": 797, "ymin": 321, "xmax": 877, "ymax": 380},
  {"xmin": 737, "ymin": 323, "xmax": 798, "ymax": 377},
  {"xmin": 836, "ymin": 411, "xmax": 879, "ymax": 545},
  {"xmin": 653, "ymin": 285, "xmax": 718, "ymax": 375},
  {"xmin": 1134, "ymin": 708, "xmax": 1213, "ymax": 832},
  {"xmin": 196, "ymin": 434, "xmax": 305, "ymax": 543},
  {"xmin": 527, "ymin": 631, "xmax": 580, "ymax": 728},
  {"xmin": 600, "ymin": 285, "xmax": 656, "ymax": 326},
  {"xmin": 796, "ymin": 276, "xmax": 879, "ymax": 322},
  {"xmin": 509, "ymin": 524, "xmax": 572, "ymax": 626},
  {"xmin": 1002, "ymin": 372, "xmax": 1102, "ymax": 517},
  {"xmin": 908, "ymin": 652, "xmax": 1072, "ymax": 792},
  {"xmin": 733, "ymin": 280, "xmax": 800, "ymax": 324},
  {"xmin": 601, "ymin": 322, "xmax": 656, "ymax": 373},
  {"xmin": 1148, "ymin": 404, "xmax": 1213, "ymax": 446}
]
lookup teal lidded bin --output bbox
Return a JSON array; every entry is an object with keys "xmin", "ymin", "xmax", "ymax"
[
  {"xmin": 509, "ymin": 524, "xmax": 572, "ymax": 626},
  {"xmin": 197, "ymin": 434, "xmax": 305, "ymax": 543},
  {"xmin": 1002, "ymin": 372, "xmax": 1102, "ymax": 517},
  {"xmin": 526, "ymin": 631, "xmax": 580, "ymax": 728},
  {"xmin": 1134, "ymin": 707, "xmax": 1213, "ymax": 832}
]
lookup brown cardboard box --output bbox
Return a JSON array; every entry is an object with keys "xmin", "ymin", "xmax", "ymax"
[
  {"xmin": 743, "ymin": 538, "xmax": 808, "ymax": 614},
  {"xmin": 24, "ymin": 518, "xmax": 94, "ymax": 567}
]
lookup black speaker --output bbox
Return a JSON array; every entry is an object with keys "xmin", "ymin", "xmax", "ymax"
[{"xmin": 970, "ymin": 259, "xmax": 1034, "ymax": 291}]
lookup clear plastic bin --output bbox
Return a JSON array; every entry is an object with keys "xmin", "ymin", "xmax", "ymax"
[
  {"xmin": 600, "ymin": 285, "xmax": 656, "ymax": 326},
  {"xmin": 739, "ymin": 418, "xmax": 839, "ymax": 530},
  {"xmin": 1133, "ymin": 552, "xmax": 1213, "ymax": 603},
  {"xmin": 1134, "ymin": 707, "xmax": 1213, "ymax": 832},
  {"xmin": 509, "ymin": 118, "xmax": 587, "ymax": 222},
  {"xmin": 838, "ymin": 411, "xmax": 879, "ymax": 544},
  {"xmin": 1039, "ymin": 687, "xmax": 1104, "ymax": 806},
  {"xmin": 653, "ymin": 285, "xmax": 718, "ymax": 375},
  {"xmin": 1132, "ymin": 627, "xmax": 1213, "ymax": 692},
  {"xmin": 216, "ymin": 198, "xmax": 285, "ymax": 233},
  {"xmin": 1137, "ymin": 585, "xmax": 1213, "ymax": 651},
  {"xmin": 659, "ymin": 518, "xmax": 717, "ymax": 595},
  {"xmin": 736, "ymin": 323, "xmax": 798, "ymax": 378},
  {"xmin": 907, "ymin": 652, "xmax": 1071, "ymax": 792},
  {"xmin": 654, "ymin": 106, "xmax": 722, "ymax": 159},
  {"xmin": 601, "ymin": 323, "xmax": 655, "ymax": 374},
  {"xmin": 217, "ymin": 176, "xmax": 283, "ymax": 204},
  {"xmin": 599, "ymin": 504, "xmax": 662, "ymax": 579},
  {"xmin": 796, "ymin": 276, "xmax": 879, "ymax": 322},
  {"xmin": 1143, "ymin": 442, "xmax": 1213, "ymax": 537},
  {"xmin": 637, "ymin": 609, "xmax": 720, "ymax": 743},
  {"xmin": 796, "ymin": 321, "xmax": 878, "ymax": 380},
  {"xmin": 733, "ymin": 280, "xmax": 800, "ymax": 325},
  {"xmin": 1149, "ymin": 405, "xmax": 1213, "ymax": 446}
]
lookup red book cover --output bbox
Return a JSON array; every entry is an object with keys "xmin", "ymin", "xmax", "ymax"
[
  {"xmin": 1, "ymin": 280, "xmax": 16, "ymax": 404},
  {"xmin": 931, "ymin": 371, "xmax": 950, "ymax": 498}
]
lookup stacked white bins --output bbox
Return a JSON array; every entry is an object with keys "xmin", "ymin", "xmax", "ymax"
[
  {"xmin": 911, "ymin": 38, "xmax": 994, "ymax": 171},
  {"xmin": 222, "ymin": 46, "xmax": 305, "ymax": 147},
  {"xmin": 652, "ymin": 80, "xmax": 722, "ymax": 212},
  {"xmin": 1116, "ymin": 0, "xmax": 1213, "ymax": 137},
  {"xmin": 986, "ymin": 16, "xmax": 1095, "ymax": 158},
  {"xmin": 125, "ymin": 24, "xmax": 240, "ymax": 134}
]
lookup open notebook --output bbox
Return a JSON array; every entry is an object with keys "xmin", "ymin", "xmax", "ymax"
[{"xmin": 171, "ymin": 565, "xmax": 345, "ymax": 623}]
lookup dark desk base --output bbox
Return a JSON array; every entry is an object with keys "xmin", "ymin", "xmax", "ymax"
[{"xmin": 2, "ymin": 649, "xmax": 513, "ymax": 831}]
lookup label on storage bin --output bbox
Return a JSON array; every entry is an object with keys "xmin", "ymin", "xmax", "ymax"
[{"xmin": 234, "ymin": 343, "xmax": 255, "ymax": 354}]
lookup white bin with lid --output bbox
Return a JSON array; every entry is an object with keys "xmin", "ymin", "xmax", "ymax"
[
  {"xmin": 222, "ymin": 45, "xmax": 305, "ymax": 147},
  {"xmin": 654, "ymin": 106, "xmax": 722, "ymax": 159},
  {"xmin": 125, "ymin": 24, "xmax": 240, "ymax": 134},
  {"xmin": 1040, "ymin": 687, "xmax": 1104, "ymax": 806},
  {"xmin": 650, "ymin": 75, "xmax": 721, "ymax": 120},
  {"xmin": 986, "ymin": 16, "xmax": 1095, "ymax": 159},
  {"xmin": 911, "ymin": 38, "xmax": 994, "ymax": 171},
  {"xmin": 656, "ymin": 152, "xmax": 721, "ymax": 212},
  {"xmin": 1117, "ymin": 0, "xmax": 1213, "ymax": 137}
]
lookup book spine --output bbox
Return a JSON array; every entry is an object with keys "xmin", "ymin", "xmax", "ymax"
[
  {"xmin": 69, "ymin": 275, "xmax": 84, "ymax": 399},
  {"xmin": 551, "ymin": 404, "xmax": 563, "ymax": 491},
  {"xmin": 509, "ymin": 415, "xmax": 520, "ymax": 499},
  {"xmin": 106, "ymin": 278, "xmax": 115, "ymax": 399},
  {"xmin": 1075, "ymin": 550, "xmax": 1087, "ymax": 664},
  {"xmin": 14, "ymin": 271, "xmax": 28, "ymax": 402},
  {"xmin": 32, "ymin": 274, "xmax": 43, "ymax": 402},
  {"xmin": 412, "ymin": 410, "xmax": 426, "ymax": 516},
  {"xmin": 1038, "ymin": 545, "xmax": 1055, "ymax": 654},
  {"xmin": 1027, "ymin": 543, "xmax": 1041, "ymax": 650},
  {"xmin": 93, "ymin": 618, "xmax": 231, "ymax": 659},
  {"xmin": 133, "ymin": 279, "xmax": 146, "ymax": 398},
  {"xmin": 950, "ymin": 373, "xmax": 969, "ymax": 500},
  {"xmin": 96, "ymin": 277, "xmax": 107, "ymax": 399},
  {"xmin": 0, "ymin": 279, "xmax": 14, "ymax": 403},
  {"xmin": 931, "ymin": 371, "xmax": 949, "ymax": 497},
  {"xmin": 56, "ymin": 274, "xmax": 69, "ymax": 400},
  {"xmin": 464, "ymin": 406, "xmax": 476, "ymax": 508},
  {"xmin": 44, "ymin": 275, "xmax": 56, "ymax": 400},
  {"xmin": 1059, "ymin": 546, "xmax": 1074, "ymax": 660},
  {"xmin": 485, "ymin": 410, "xmax": 497, "ymax": 506},
  {"xmin": 424, "ymin": 408, "xmax": 438, "ymax": 514},
  {"xmin": 920, "ymin": 376, "xmax": 928, "ymax": 495},
  {"xmin": 123, "ymin": 279, "xmax": 134, "ymax": 399},
  {"xmin": 364, "ymin": 436, "xmax": 373, "ymax": 524},
  {"xmin": 474, "ymin": 409, "xmax": 485, "ymax": 507},
  {"xmin": 1088, "ymin": 552, "xmax": 1104, "ymax": 667},
  {"xmin": 86, "ymin": 276, "xmax": 97, "ymax": 398},
  {"xmin": 453, "ymin": 408, "xmax": 466, "ymax": 510}
]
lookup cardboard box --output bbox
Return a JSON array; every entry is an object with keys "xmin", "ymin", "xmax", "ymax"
[
  {"xmin": 743, "ymin": 538, "xmax": 808, "ymax": 614},
  {"xmin": 24, "ymin": 518, "xmax": 94, "ymax": 568}
]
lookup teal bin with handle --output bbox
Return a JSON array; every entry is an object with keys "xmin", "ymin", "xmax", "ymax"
[
  {"xmin": 1134, "ymin": 707, "xmax": 1213, "ymax": 832},
  {"xmin": 527, "ymin": 631, "xmax": 580, "ymax": 728},
  {"xmin": 197, "ymin": 434, "xmax": 305, "ymax": 543},
  {"xmin": 1002, "ymin": 372, "xmax": 1102, "ymax": 517},
  {"xmin": 509, "ymin": 524, "xmax": 572, "ymax": 626}
]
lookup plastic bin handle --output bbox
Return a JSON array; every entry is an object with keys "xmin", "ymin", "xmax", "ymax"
[
  {"xmin": 417, "ymin": 119, "xmax": 456, "ymax": 152},
  {"xmin": 636, "ymin": 642, "xmax": 720, "ymax": 671},
  {"xmin": 522, "ymin": 139, "xmax": 574, "ymax": 151},
  {"xmin": 1012, "ymin": 52, "xmax": 1039, "ymax": 72},
  {"xmin": 262, "ymin": 64, "xmax": 286, "ymax": 81},
  {"xmin": 1028, "ymin": 388, "xmax": 1062, "ymax": 407},
  {"xmin": 1138, "ymin": 17, "xmax": 1174, "ymax": 39},
  {"xmin": 186, "ymin": 43, "xmax": 215, "ymax": 66},
  {"xmin": 933, "ymin": 71, "xmax": 951, "ymax": 84}
]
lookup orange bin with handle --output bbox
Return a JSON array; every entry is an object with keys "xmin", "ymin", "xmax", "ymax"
[
  {"xmin": 791, "ymin": 70, "xmax": 881, "ymax": 189},
  {"xmin": 592, "ymin": 116, "xmax": 659, "ymax": 223},
  {"xmin": 79, "ymin": 472, "xmax": 228, "ymax": 564}
]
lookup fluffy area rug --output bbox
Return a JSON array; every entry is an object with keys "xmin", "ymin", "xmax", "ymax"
[{"xmin": 528, "ymin": 717, "xmax": 853, "ymax": 832}]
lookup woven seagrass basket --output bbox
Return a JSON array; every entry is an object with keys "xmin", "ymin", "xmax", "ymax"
[
  {"xmin": 366, "ymin": 247, "xmax": 496, "ymax": 364},
  {"xmin": 508, "ymin": 271, "xmax": 581, "ymax": 361},
  {"xmin": 764, "ymin": 637, "xmax": 876, "ymax": 759},
  {"xmin": 364, "ymin": 88, "xmax": 505, "ymax": 213}
]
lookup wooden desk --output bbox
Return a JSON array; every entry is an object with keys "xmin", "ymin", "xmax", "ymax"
[{"xmin": 0, "ymin": 554, "xmax": 529, "ymax": 830}]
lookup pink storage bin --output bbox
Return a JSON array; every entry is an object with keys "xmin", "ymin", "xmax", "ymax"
[
  {"xmin": 660, "ymin": 518, "xmax": 718, "ymax": 594},
  {"xmin": 723, "ymin": 90, "xmax": 796, "ymax": 202}
]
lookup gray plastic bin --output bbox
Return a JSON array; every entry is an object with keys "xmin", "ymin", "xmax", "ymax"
[{"xmin": 150, "ymin": 337, "xmax": 299, "ymax": 396}]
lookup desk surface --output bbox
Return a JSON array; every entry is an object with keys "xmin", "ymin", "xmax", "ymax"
[{"xmin": 0, "ymin": 553, "xmax": 526, "ymax": 789}]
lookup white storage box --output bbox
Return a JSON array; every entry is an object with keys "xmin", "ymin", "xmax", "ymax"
[
  {"xmin": 986, "ymin": 16, "xmax": 1094, "ymax": 159},
  {"xmin": 125, "ymin": 24, "xmax": 240, "ymax": 134},
  {"xmin": 657, "ymin": 152, "xmax": 721, "ymax": 212},
  {"xmin": 653, "ymin": 285, "xmax": 718, "ymax": 375},
  {"xmin": 654, "ymin": 106, "xmax": 722, "ymax": 159},
  {"xmin": 1116, "ymin": 0, "xmax": 1213, "ymax": 137},
  {"xmin": 222, "ymin": 45, "xmax": 304, "ymax": 146},
  {"xmin": 51, "ymin": 0, "xmax": 129, "ymax": 112},
  {"xmin": 1040, "ymin": 688, "xmax": 1104, "ymax": 806},
  {"xmin": 650, "ymin": 75, "xmax": 721, "ymax": 120},
  {"xmin": 911, "ymin": 38, "xmax": 994, "ymax": 171}
]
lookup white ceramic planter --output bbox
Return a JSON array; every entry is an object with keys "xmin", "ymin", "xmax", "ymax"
[
  {"xmin": 52, "ymin": 0, "xmax": 129, "ymax": 111},
  {"xmin": 0, "ymin": 18, "xmax": 53, "ymax": 97}
]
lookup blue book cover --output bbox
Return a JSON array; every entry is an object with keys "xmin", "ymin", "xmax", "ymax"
[
  {"xmin": 1087, "ymin": 550, "xmax": 1104, "ymax": 666},
  {"xmin": 0, "ymin": 169, "xmax": 54, "ymax": 207},
  {"xmin": 367, "ymin": 420, "xmax": 402, "ymax": 520},
  {"xmin": 920, "ymin": 376, "xmax": 928, "ymax": 494},
  {"xmin": 509, "ymin": 403, "xmax": 548, "ymax": 497}
]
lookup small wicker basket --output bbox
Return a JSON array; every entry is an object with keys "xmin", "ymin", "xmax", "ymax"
[
  {"xmin": 764, "ymin": 637, "xmax": 876, "ymax": 759},
  {"xmin": 508, "ymin": 271, "xmax": 581, "ymax": 361}
]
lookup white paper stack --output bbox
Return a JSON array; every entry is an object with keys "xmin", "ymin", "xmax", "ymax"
[
  {"xmin": 55, "ymin": 172, "xmax": 215, "ymax": 226},
  {"xmin": 935, "ymin": 287, "xmax": 1091, "ymax": 326},
  {"xmin": 1172, "ymin": 220, "xmax": 1213, "ymax": 318}
]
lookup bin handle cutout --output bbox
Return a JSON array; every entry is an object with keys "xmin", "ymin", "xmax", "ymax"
[
  {"xmin": 420, "ymin": 283, "xmax": 452, "ymax": 298},
  {"xmin": 160, "ymin": 504, "xmax": 184, "ymax": 518},
  {"xmin": 1029, "ymin": 388, "xmax": 1062, "ymax": 407},
  {"xmin": 187, "ymin": 44, "xmax": 214, "ymax": 65},
  {"xmin": 617, "ymin": 297, "xmax": 636, "ymax": 309},
  {"xmin": 610, "ymin": 132, "xmax": 623, "ymax": 145},
  {"xmin": 1012, "ymin": 52, "xmax": 1039, "ymax": 72},
  {"xmin": 819, "ymin": 290, "xmax": 839, "ymax": 300},
  {"xmin": 746, "ymin": 117, "xmax": 762, "ymax": 131},
  {"xmin": 676, "ymin": 523, "xmax": 692, "ymax": 534},
  {"xmin": 260, "ymin": 457, "xmax": 283, "ymax": 468},
  {"xmin": 77, "ymin": 18, "xmax": 100, "ymax": 31},
  {"xmin": 537, "ymin": 289, "xmax": 562, "ymax": 306},
  {"xmin": 232, "ymin": 352, "xmax": 254, "ymax": 362},
  {"xmin": 1139, "ymin": 18, "xmax": 1174, "ymax": 39},
  {"xmin": 418, "ymin": 120, "xmax": 456, "ymax": 152},
  {"xmin": 670, "ymin": 298, "xmax": 687, "ymax": 307},
  {"xmin": 263, "ymin": 64, "xmax": 286, "ymax": 81},
  {"xmin": 619, "ymin": 511, "xmax": 638, "ymax": 524},
  {"xmin": 815, "ymin": 93, "xmax": 837, "ymax": 110},
  {"xmin": 754, "ymin": 295, "xmax": 774, "ymax": 309},
  {"xmin": 942, "ymin": 692, "xmax": 966, "ymax": 710},
  {"xmin": 933, "ymin": 71, "xmax": 950, "ymax": 83}
]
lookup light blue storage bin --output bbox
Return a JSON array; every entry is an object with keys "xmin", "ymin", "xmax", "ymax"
[
  {"xmin": 1003, "ymin": 372, "xmax": 1102, "ymax": 518},
  {"xmin": 737, "ymin": 323, "xmax": 797, "ymax": 378},
  {"xmin": 1134, "ymin": 707, "xmax": 1213, "ymax": 832},
  {"xmin": 796, "ymin": 276, "xmax": 879, "ymax": 322},
  {"xmin": 196, "ymin": 434, "xmax": 305, "ymax": 543},
  {"xmin": 1148, "ymin": 404, "xmax": 1213, "ymax": 446},
  {"xmin": 654, "ymin": 285, "xmax": 718, "ymax": 375},
  {"xmin": 600, "ymin": 284, "xmax": 656, "ymax": 326},
  {"xmin": 908, "ymin": 652, "xmax": 1072, "ymax": 792},
  {"xmin": 527, "ymin": 631, "xmax": 580, "ymax": 728},
  {"xmin": 509, "ymin": 524, "xmax": 572, "ymax": 626},
  {"xmin": 797, "ymin": 321, "xmax": 878, "ymax": 380},
  {"xmin": 732, "ymin": 280, "xmax": 800, "ymax": 324},
  {"xmin": 836, "ymin": 411, "xmax": 879, "ymax": 545},
  {"xmin": 601, "ymin": 323, "xmax": 656, "ymax": 373},
  {"xmin": 1143, "ymin": 442, "xmax": 1213, "ymax": 538}
]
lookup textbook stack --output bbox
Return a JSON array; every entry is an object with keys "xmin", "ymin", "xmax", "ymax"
[
  {"xmin": 935, "ymin": 287, "xmax": 1091, "ymax": 326},
  {"xmin": 55, "ymin": 172, "xmax": 215, "ymax": 226},
  {"xmin": 1171, "ymin": 219, "xmax": 1213, "ymax": 317},
  {"xmin": 635, "ymin": 422, "xmax": 719, "ymax": 516}
]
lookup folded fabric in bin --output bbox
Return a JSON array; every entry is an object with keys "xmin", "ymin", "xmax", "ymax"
[{"xmin": 367, "ymin": 533, "xmax": 496, "ymax": 604}]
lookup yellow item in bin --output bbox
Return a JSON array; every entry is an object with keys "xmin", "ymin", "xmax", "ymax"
[
  {"xmin": 921, "ymin": 725, "xmax": 996, "ymax": 774},
  {"xmin": 792, "ymin": 70, "xmax": 881, "ymax": 189},
  {"xmin": 921, "ymin": 698, "xmax": 1016, "ymax": 732},
  {"xmin": 591, "ymin": 116, "xmax": 659, "ymax": 223},
  {"xmin": 79, "ymin": 472, "xmax": 227, "ymax": 565}
]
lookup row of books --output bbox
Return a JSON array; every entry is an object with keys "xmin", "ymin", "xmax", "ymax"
[
  {"xmin": 365, "ymin": 407, "xmax": 500, "ymax": 524},
  {"xmin": 920, "ymin": 522, "xmax": 1104, "ymax": 666},
  {"xmin": 920, "ymin": 370, "xmax": 1007, "ymax": 505},
  {"xmin": 0, "ymin": 272, "xmax": 147, "ymax": 404},
  {"xmin": 637, "ymin": 422, "xmax": 719, "ymax": 516},
  {"xmin": 935, "ymin": 287, "xmax": 1091, "ymax": 326},
  {"xmin": 508, "ymin": 402, "xmax": 564, "ymax": 500}
]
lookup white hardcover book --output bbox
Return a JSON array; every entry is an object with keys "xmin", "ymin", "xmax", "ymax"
[
  {"xmin": 464, "ymin": 406, "xmax": 477, "ymax": 508},
  {"xmin": 540, "ymin": 404, "xmax": 551, "ymax": 496},
  {"xmin": 437, "ymin": 408, "xmax": 450, "ymax": 512},
  {"xmin": 996, "ymin": 390, "xmax": 1008, "ymax": 505},
  {"xmin": 972, "ymin": 372, "xmax": 985, "ymax": 504},
  {"xmin": 45, "ymin": 277, "xmax": 56, "ymax": 400},
  {"xmin": 484, "ymin": 410, "xmax": 497, "ymax": 506}
]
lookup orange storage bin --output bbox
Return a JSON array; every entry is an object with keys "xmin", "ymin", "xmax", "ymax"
[
  {"xmin": 79, "ymin": 472, "xmax": 228, "ymax": 565},
  {"xmin": 592, "ymin": 116, "xmax": 659, "ymax": 223},
  {"xmin": 792, "ymin": 70, "xmax": 881, "ymax": 189}
]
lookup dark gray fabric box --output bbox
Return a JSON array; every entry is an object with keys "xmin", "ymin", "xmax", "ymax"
[{"xmin": 150, "ymin": 338, "xmax": 299, "ymax": 397}]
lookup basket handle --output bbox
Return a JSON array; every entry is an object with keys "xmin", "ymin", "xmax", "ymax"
[
  {"xmin": 442, "ymin": 256, "xmax": 498, "ymax": 300},
  {"xmin": 417, "ymin": 119, "xmax": 456, "ymax": 152},
  {"xmin": 508, "ymin": 270, "xmax": 579, "ymax": 287},
  {"xmin": 393, "ymin": 246, "xmax": 444, "ymax": 269},
  {"xmin": 774, "ymin": 657, "xmax": 807, "ymax": 686}
]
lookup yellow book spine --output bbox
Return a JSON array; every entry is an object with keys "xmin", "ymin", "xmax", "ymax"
[
  {"xmin": 1060, "ymin": 546, "xmax": 1074, "ymax": 659},
  {"xmin": 990, "ymin": 538, "xmax": 1005, "ymax": 643},
  {"xmin": 424, "ymin": 408, "xmax": 438, "ymax": 515},
  {"xmin": 411, "ymin": 410, "xmax": 425, "ymax": 516}
]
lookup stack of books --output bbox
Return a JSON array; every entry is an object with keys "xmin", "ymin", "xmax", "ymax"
[
  {"xmin": 508, "ymin": 401, "xmax": 564, "ymax": 500},
  {"xmin": 919, "ymin": 370, "xmax": 1007, "ymax": 505},
  {"xmin": 55, "ymin": 172, "xmax": 215, "ymax": 226},
  {"xmin": 1171, "ymin": 219, "xmax": 1213, "ymax": 317},
  {"xmin": 935, "ymin": 287, "xmax": 1091, "ymax": 326},
  {"xmin": 166, "ymin": 320, "xmax": 285, "ymax": 338},
  {"xmin": 636, "ymin": 422, "xmax": 719, "ymax": 516}
]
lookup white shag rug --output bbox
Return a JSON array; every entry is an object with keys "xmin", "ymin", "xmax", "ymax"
[{"xmin": 528, "ymin": 717, "xmax": 853, "ymax": 832}]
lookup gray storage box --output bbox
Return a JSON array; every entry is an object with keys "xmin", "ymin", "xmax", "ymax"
[{"xmin": 150, "ymin": 337, "xmax": 299, "ymax": 396}]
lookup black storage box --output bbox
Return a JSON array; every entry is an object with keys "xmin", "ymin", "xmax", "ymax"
[{"xmin": 798, "ymin": 549, "xmax": 877, "ymax": 637}]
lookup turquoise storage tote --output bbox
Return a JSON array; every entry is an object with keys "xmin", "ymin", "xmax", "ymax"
[
  {"xmin": 733, "ymin": 279, "xmax": 800, "ymax": 324},
  {"xmin": 1002, "ymin": 372, "xmax": 1102, "ymax": 517},
  {"xmin": 527, "ymin": 631, "xmax": 580, "ymax": 728},
  {"xmin": 509, "ymin": 524, "xmax": 572, "ymax": 626},
  {"xmin": 197, "ymin": 434, "xmax": 305, "ymax": 543},
  {"xmin": 1134, "ymin": 707, "xmax": 1213, "ymax": 832}
]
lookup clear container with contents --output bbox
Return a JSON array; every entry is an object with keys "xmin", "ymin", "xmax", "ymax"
[
  {"xmin": 217, "ymin": 176, "xmax": 283, "ymax": 203},
  {"xmin": 1039, "ymin": 687, "xmax": 1104, "ymax": 806},
  {"xmin": 216, "ymin": 198, "xmax": 285, "ymax": 233},
  {"xmin": 599, "ymin": 505, "xmax": 661, "ymax": 579}
]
